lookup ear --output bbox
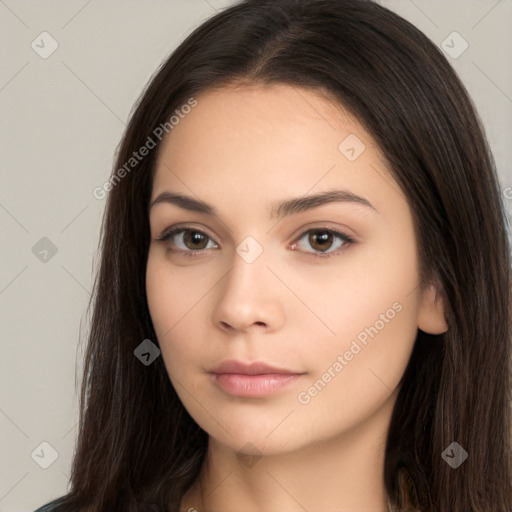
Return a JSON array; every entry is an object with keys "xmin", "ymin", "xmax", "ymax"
[{"xmin": 417, "ymin": 282, "xmax": 449, "ymax": 334}]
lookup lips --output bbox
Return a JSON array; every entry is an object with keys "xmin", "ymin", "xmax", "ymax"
[
  {"xmin": 210, "ymin": 359, "xmax": 300, "ymax": 376},
  {"xmin": 209, "ymin": 360, "xmax": 304, "ymax": 397}
]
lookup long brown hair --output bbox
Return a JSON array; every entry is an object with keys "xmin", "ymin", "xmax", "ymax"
[{"xmin": 44, "ymin": 1, "xmax": 512, "ymax": 510}]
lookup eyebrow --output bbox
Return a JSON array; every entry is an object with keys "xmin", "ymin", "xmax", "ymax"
[{"xmin": 149, "ymin": 189, "xmax": 378, "ymax": 220}]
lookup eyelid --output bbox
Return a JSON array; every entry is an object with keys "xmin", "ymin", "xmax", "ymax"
[
  {"xmin": 156, "ymin": 222, "xmax": 219, "ymax": 243},
  {"xmin": 288, "ymin": 222, "xmax": 357, "ymax": 244}
]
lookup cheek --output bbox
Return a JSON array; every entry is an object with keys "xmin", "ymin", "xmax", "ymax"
[
  {"xmin": 146, "ymin": 251, "xmax": 173, "ymax": 336},
  {"xmin": 292, "ymin": 293, "xmax": 418, "ymax": 445},
  {"xmin": 299, "ymin": 298, "xmax": 418, "ymax": 393},
  {"xmin": 294, "ymin": 234, "xmax": 419, "ymax": 346},
  {"xmin": 146, "ymin": 248, "xmax": 210, "ymax": 337},
  {"xmin": 145, "ymin": 251, "xmax": 200, "ymax": 372},
  {"xmin": 296, "ymin": 230, "xmax": 420, "ymax": 395}
]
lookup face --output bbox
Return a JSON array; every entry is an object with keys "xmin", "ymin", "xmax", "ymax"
[{"xmin": 146, "ymin": 83, "xmax": 436, "ymax": 456}]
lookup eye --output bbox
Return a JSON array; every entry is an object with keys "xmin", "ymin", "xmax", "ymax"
[
  {"xmin": 291, "ymin": 228, "xmax": 355, "ymax": 258},
  {"xmin": 155, "ymin": 225, "xmax": 355, "ymax": 259},
  {"xmin": 156, "ymin": 226, "xmax": 218, "ymax": 257}
]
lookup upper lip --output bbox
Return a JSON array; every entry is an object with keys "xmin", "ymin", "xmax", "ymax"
[{"xmin": 210, "ymin": 360, "xmax": 301, "ymax": 375}]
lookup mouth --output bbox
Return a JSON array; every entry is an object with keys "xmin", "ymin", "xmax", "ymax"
[{"xmin": 209, "ymin": 359, "xmax": 304, "ymax": 397}]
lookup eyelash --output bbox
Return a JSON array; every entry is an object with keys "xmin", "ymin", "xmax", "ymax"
[{"xmin": 156, "ymin": 224, "xmax": 355, "ymax": 259}]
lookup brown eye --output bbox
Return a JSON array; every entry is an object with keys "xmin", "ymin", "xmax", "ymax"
[
  {"xmin": 183, "ymin": 230, "xmax": 209, "ymax": 250},
  {"xmin": 294, "ymin": 228, "xmax": 355, "ymax": 258},
  {"xmin": 308, "ymin": 230, "xmax": 334, "ymax": 252},
  {"xmin": 157, "ymin": 227, "xmax": 218, "ymax": 256}
]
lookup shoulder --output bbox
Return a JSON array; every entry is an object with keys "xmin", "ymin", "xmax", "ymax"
[
  {"xmin": 33, "ymin": 498, "xmax": 92, "ymax": 512},
  {"xmin": 33, "ymin": 498, "xmax": 64, "ymax": 512}
]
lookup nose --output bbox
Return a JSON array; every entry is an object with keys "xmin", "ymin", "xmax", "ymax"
[{"xmin": 211, "ymin": 249, "xmax": 286, "ymax": 334}]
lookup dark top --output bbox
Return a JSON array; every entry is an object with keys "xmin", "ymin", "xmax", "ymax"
[{"xmin": 34, "ymin": 498, "xmax": 62, "ymax": 512}]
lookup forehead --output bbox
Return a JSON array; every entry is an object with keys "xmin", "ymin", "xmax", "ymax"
[
  {"xmin": 156, "ymin": 83, "xmax": 370, "ymax": 162},
  {"xmin": 151, "ymin": 83, "xmax": 398, "ymax": 213}
]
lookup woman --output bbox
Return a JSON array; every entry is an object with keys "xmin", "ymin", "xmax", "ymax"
[{"xmin": 35, "ymin": 0, "xmax": 512, "ymax": 510}]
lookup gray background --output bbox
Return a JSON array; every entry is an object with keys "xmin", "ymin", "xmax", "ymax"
[{"xmin": 1, "ymin": 1, "xmax": 511, "ymax": 510}]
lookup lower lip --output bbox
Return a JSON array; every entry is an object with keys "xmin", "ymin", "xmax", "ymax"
[{"xmin": 210, "ymin": 373, "xmax": 301, "ymax": 397}]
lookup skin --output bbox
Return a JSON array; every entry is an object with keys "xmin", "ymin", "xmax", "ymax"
[{"xmin": 146, "ymin": 83, "xmax": 448, "ymax": 512}]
